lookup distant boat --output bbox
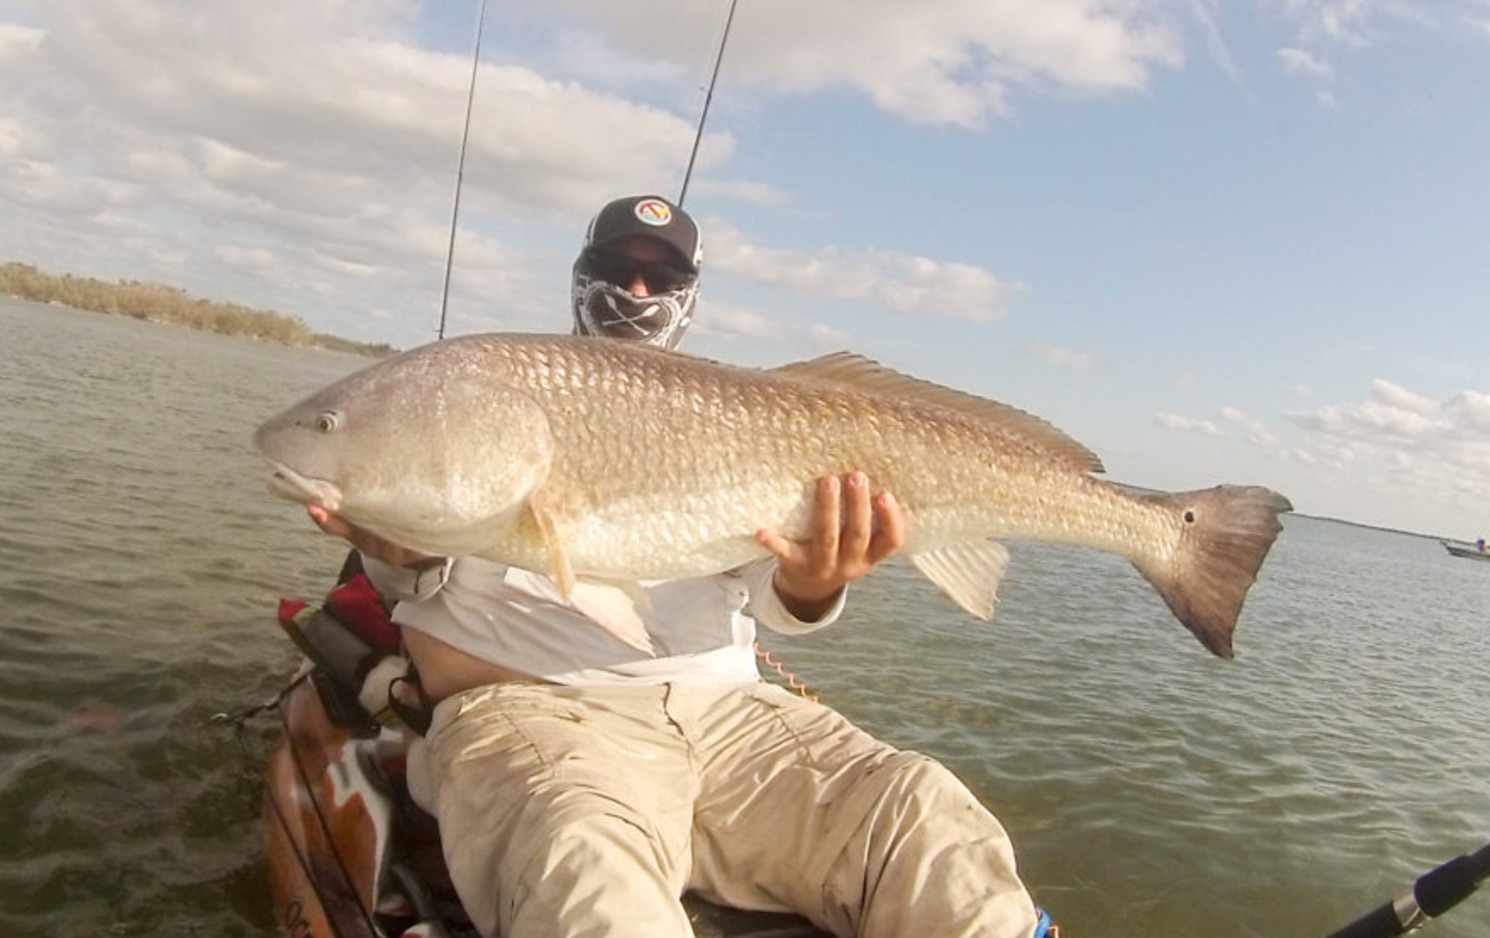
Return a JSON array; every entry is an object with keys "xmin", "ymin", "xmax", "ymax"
[{"xmin": 1440, "ymin": 538, "xmax": 1490, "ymax": 561}]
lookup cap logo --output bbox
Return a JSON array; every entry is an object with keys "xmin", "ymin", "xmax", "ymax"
[{"xmin": 633, "ymin": 198, "xmax": 673, "ymax": 227}]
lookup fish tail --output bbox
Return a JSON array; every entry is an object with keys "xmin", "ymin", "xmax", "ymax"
[{"xmin": 1132, "ymin": 485, "xmax": 1292, "ymax": 658}]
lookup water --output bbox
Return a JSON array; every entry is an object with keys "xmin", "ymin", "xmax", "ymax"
[{"xmin": 1, "ymin": 298, "xmax": 1487, "ymax": 937}]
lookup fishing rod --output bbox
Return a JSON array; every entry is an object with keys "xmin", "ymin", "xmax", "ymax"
[
  {"xmin": 437, "ymin": 0, "xmax": 489, "ymax": 341},
  {"xmin": 438, "ymin": 0, "xmax": 728, "ymax": 339},
  {"xmin": 1322, "ymin": 839, "xmax": 1490, "ymax": 938},
  {"xmin": 678, "ymin": 0, "xmax": 738, "ymax": 207}
]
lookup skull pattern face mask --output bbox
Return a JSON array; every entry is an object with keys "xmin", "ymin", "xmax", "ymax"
[
  {"xmin": 571, "ymin": 263, "xmax": 698, "ymax": 348},
  {"xmin": 570, "ymin": 195, "xmax": 702, "ymax": 349}
]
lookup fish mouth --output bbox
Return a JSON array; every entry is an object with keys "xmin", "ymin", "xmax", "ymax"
[{"xmin": 264, "ymin": 460, "xmax": 343, "ymax": 512}]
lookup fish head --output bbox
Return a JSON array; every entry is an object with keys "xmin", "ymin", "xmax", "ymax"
[{"xmin": 253, "ymin": 344, "xmax": 554, "ymax": 555}]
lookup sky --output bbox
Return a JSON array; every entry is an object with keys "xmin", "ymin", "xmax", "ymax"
[{"xmin": 1, "ymin": 0, "xmax": 1488, "ymax": 540}]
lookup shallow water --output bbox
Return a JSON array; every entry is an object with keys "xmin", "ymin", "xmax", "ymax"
[{"xmin": 2, "ymin": 298, "xmax": 1487, "ymax": 937}]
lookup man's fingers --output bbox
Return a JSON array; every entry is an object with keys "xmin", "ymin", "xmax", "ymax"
[
  {"xmin": 764, "ymin": 472, "xmax": 902, "ymax": 575},
  {"xmin": 755, "ymin": 527, "xmax": 797, "ymax": 561},
  {"xmin": 307, "ymin": 503, "xmax": 352, "ymax": 539},
  {"xmin": 808, "ymin": 475, "xmax": 842, "ymax": 566},
  {"xmin": 839, "ymin": 472, "xmax": 874, "ymax": 558},
  {"xmin": 866, "ymin": 491, "xmax": 905, "ymax": 563},
  {"xmin": 309, "ymin": 505, "xmax": 380, "ymax": 557}
]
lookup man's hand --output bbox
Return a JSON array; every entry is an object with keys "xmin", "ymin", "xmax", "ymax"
[
  {"xmin": 755, "ymin": 471, "xmax": 906, "ymax": 622},
  {"xmin": 306, "ymin": 503, "xmax": 444, "ymax": 570}
]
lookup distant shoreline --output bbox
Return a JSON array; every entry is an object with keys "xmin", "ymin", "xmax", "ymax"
[
  {"xmin": 0, "ymin": 260, "xmax": 393, "ymax": 358},
  {"xmin": 1298, "ymin": 513, "xmax": 1442, "ymax": 542}
]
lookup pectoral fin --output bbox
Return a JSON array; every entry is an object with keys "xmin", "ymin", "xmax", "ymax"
[
  {"xmin": 525, "ymin": 489, "xmax": 654, "ymax": 654},
  {"xmin": 908, "ymin": 541, "xmax": 1011, "ymax": 620},
  {"xmin": 528, "ymin": 487, "xmax": 577, "ymax": 599}
]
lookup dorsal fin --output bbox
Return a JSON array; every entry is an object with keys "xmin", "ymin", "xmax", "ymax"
[{"xmin": 771, "ymin": 352, "xmax": 1104, "ymax": 473}]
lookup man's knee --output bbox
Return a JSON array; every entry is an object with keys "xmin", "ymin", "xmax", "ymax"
[
  {"xmin": 446, "ymin": 788, "xmax": 685, "ymax": 937},
  {"xmin": 504, "ymin": 804, "xmax": 692, "ymax": 938}
]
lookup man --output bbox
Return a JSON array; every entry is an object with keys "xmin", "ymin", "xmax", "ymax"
[{"xmin": 309, "ymin": 195, "xmax": 1056, "ymax": 937}]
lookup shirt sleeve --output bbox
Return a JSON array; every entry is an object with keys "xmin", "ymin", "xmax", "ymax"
[
  {"xmin": 360, "ymin": 554, "xmax": 453, "ymax": 602},
  {"xmin": 740, "ymin": 557, "xmax": 847, "ymax": 636}
]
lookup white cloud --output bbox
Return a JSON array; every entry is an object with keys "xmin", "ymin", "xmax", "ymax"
[
  {"xmin": 1289, "ymin": 380, "xmax": 1445, "ymax": 443},
  {"xmin": 1186, "ymin": 0, "xmax": 1251, "ymax": 93},
  {"xmin": 0, "ymin": 115, "xmax": 24, "ymax": 155},
  {"xmin": 1029, "ymin": 341, "xmax": 1093, "ymax": 372},
  {"xmin": 684, "ymin": 301, "xmax": 851, "ymax": 354},
  {"xmin": 808, "ymin": 323, "xmax": 852, "ymax": 347},
  {"xmin": 1284, "ymin": 379, "xmax": 1490, "ymax": 509},
  {"xmin": 1262, "ymin": 1, "xmax": 1480, "ymax": 108},
  {"xmin": 214, "ymin": 245, "xmax": 281, "ymax": 273},
  {"xmin": 692, "ymin": 302, "xmax": 779, "ymax": 341},
  {"xmin": 1277, "ymin": 42, "xmax": 1338, "ymax": 109},
  {"xmin": 1262, "ymin": 0, "xmax": 1441, "ymax": 48},
  {"xmin": 1296, "ymin": 1, "xmax": 1375, "ymax": 46},
  {"xmin": 1157, "ymin": 406, "xmax": 1277, "ymax": 446},
  {"xmin": 688, "ymin": 178, "xmax": 791, "ymax": 208},
  {"xmin": 1369, "ymin": 379, "xmax": 1437, "ymax": 415},
  {"xmin": 0, "ymin": 21, "xmax": 41, "ymax": 59},
  {"xmin": 706, "ymin": 223, "xmax": 1021, "ymax": 321},
  {"xmin": 1220, "ymin": 406, "xmax": 1277, "ymax": 445},
  {"xmin": 1444, "ymin": 389, "xmax": 1490, "ymax": 432},
  {"xmin": 1277, "ymin": 46, "xmax": 1334, "ymax": 79},
  {"xmin": 563, "ymin": 0, "xmax": 1185, "ymax": 127},
  {"xmin": 1157, "ymin": 412, "xmax": 1222, "ymax": 435}
]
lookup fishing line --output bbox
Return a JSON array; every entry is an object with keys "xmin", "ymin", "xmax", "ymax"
[
  {"xmin": 437, "ymin": 0, "xmax": 489, "ymax": 341},
  {"xmin": 211, "ymin": 669, "xmax": 311, "ymax": 777},
  {"xmin": 678, "ymin": 0, "xmax": 738, "ymax": 207}
]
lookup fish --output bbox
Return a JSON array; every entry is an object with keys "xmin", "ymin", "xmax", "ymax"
[{"xmin": 253, "ymin": 333, "xmax": 1292, "ymax": 658}]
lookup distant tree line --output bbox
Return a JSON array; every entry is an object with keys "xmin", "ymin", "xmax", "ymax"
[{"xmin": 0, "ymin": 261, "xmax": 394, "ymax": 357}]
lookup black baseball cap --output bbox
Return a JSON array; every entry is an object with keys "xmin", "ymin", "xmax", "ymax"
[{"xmin": 584, "ymin": 195, "xmax": 702, "ymax": 274}]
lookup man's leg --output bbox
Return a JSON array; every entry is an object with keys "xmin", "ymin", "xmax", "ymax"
[
  {"xmin": 423, "ymin": 684, "xmax": 699, "ymax": 938},
  {"xmin": 684, "ymin": 683, "xmax": 1039, "ymax": 938}
]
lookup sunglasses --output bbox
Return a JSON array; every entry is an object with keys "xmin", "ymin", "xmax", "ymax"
[{"xmin": 585, "ymin": 251, "xmax": 695, "ymax": 294}]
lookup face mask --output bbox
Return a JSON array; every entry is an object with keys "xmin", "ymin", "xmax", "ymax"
[{"xmin": 571, "ymin": 260, "xmax": 698, "ymax": 349}]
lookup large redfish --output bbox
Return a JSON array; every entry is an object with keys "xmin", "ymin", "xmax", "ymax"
[{"xmin": 253, "ymin": 334, "xmax": 1290, "ymax": 657}]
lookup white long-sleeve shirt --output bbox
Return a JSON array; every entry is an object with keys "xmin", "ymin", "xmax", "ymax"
[{"xmin": 362, "ymin": 556, "xmax": 845, "ymax": 686}]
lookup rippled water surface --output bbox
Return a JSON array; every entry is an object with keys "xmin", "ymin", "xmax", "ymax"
[{"xmin": 2, "ymin": 298, "xmax": 1488, "ymax": 937}]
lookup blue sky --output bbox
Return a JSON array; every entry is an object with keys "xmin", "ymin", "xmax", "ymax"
[{"xmin": 2, "ymin": 0, "xmax": 1488, "ymax": 539}]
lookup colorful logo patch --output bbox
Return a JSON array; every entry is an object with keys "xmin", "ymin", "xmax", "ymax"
[{"xmin": 633, "ymin": 198, "xmax": 673, "ymax": 227}]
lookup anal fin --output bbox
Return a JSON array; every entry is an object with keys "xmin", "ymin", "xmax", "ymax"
[{"xmin": 908, "ymin": 541, "xmax": 1011, "ymax": 620}]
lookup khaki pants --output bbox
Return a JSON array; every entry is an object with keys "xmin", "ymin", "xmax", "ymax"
[{"xmin": 422, "ymin": 681, "xmax": 1038, "ymax": 938}]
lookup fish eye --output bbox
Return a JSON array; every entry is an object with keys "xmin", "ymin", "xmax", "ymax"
[{"xmin": 313, "ymin": 410, "xmax": 341, "ymax": 433}]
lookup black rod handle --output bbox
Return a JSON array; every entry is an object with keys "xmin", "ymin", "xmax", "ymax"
[{"xmin": 1322, "ymin": 842, "xmax": 1490, "ymax": 938}]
